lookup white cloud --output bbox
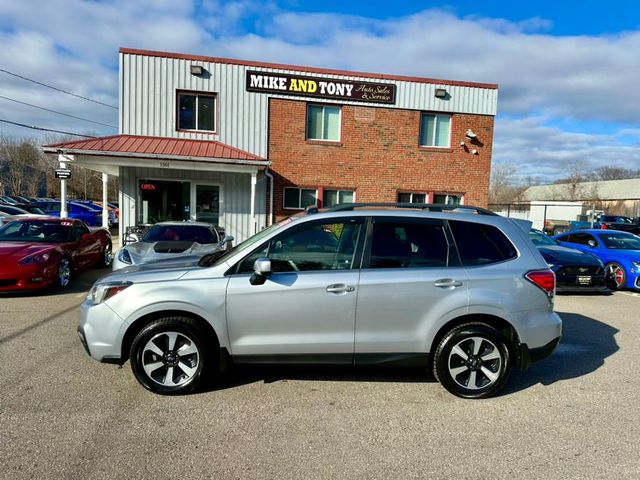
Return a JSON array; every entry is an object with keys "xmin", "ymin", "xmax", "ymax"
[{"xmin": 0, "ymin": 2, "xmax": 639, "ymax": 179}]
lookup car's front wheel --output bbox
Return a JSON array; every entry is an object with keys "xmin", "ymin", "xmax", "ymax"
[
  {"xmin": 57, "ymin": 257, "xmax": 72, "ymax": 289},
  {"xmin": 604, "ymin": 262, "xmax": 626, "ymax": 290},
  {"xmin": 433, "ymin": 323, "xmax": 511, "ymax": 399},
  {"xmin": 130, "ymin": 317, "xmax": 211, "ymax": 395}
]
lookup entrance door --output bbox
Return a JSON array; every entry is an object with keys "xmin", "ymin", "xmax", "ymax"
[{"xmin": 192, "ymin": 184, "xmax": 220, "ymax": 225}]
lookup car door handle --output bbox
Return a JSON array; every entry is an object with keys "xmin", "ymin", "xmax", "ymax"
[
  {"xmin": 326, "ymin": 284, "xmax": 355, "ymax": 294},
  {"xmin": 434, "ymin": 279, "xmax": 463, "ymax": 288}
]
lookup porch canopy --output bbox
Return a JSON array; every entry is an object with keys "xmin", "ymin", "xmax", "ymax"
[{"xmin": 43, "ymin": 135, "xmax": 269, "ymax": 242}]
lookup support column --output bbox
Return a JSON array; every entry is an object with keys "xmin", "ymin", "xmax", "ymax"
[
  {"xmin": 250, "ymin": 171, "xmax": 257, "ymax": 235},
  {"xmin": 102, "ymin": 172, "xmax": 109, "ymax": 229},
  {"xmin": 58, "ymin": 154, "xmax": 67, "ymax": 219}
]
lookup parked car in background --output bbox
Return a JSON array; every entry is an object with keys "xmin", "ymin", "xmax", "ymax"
[
  {"xmin": 0, "ymin": 204, "xmax": 48, "ymax": 219},
  {"xmin": 80, "ymin": 204, "xmax": 561, "ymax": 399},
  {"xmin": 528, "ymin": 229, "xmax": 607, "ymax": 292},
  {"xmin": 0, "ymin": 195, "xmax": 20, "ymax": 205},
  {"xmin": 36, "ymin": 200, "xmax": 107, "ymax": 227},
  {"xmin": 598, "ymin": 215, "xmax": 640, "ymax": 235},
  {"xmin": 554, "ymin": 229, "xmax": 640, "ymax": 290},
  {"xmin": 113, "ymin": 221, "xmax": 232, "ymax": 270},
  {"xmin": 0, "ymin": 218, "xmax": 112, "ymax": 292}
]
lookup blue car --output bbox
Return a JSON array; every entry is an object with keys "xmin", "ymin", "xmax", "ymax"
[
  {"xmin": 553, "ymin": 229, "xmax": 640, "ymax": 290},
  {"xmin": 36, "ymin": 200, "xmax": 105, "ymax": 227}
]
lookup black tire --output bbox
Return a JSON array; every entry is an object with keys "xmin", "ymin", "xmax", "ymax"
[
  {"xmin": 604, "ymin": 262, "xmax": 626, "ymax": 290},
  {"xmin": 433, "ymin": 323, "xmax": 511, "ymax": 399},
  {"xmin": 98, "ymin": 241, "xmax": 112, "ymax": 268},
  {"xmin": 56, "ymin": 257, "xmax": 72, "ymax": 289},
  {"xmin": 130, "ymin": 317, "xmax": 214, "ymax": 395}
]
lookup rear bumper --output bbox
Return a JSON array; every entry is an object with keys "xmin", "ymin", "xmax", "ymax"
[{"xmin": 517, "ymin": 336, "xmax": 561, "ymax": 370}]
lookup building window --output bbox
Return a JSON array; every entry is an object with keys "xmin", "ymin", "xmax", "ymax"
[
  {"xmin": 307, "ymin": 105, "xmax": 341, "ymax": 141},
  {"xmin": 178, "ymin": 92, "xmax": 216, "ymax": 132},
  {"xmin": 323, "ymin": 189, "xmax": 354, "ymax": 207},
  {"xmin": 420, "ymin": 113, "xmax": 451, "ymax": 147},
  {"xmin": 397, "ymin": 192, "xmax": 427, "ymax": 204},
  {"xmin": 434, "ymin": 194, "xmax": 463, "ymax": 205},
  {"xmin": 284, "ymin": 187, "xmax": 318, "ymax": 210}
]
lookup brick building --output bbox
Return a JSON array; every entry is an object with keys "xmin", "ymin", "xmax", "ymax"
[{"xmin": 45, "ymin": 48, "xmax": 498, "ymax": 243}]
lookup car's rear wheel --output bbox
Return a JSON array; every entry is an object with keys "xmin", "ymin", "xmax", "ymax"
[
  {"xmin": 433, "ymin": 323, "xmax": 511, "ymax": 399},
  {"xmin": 99, "ymin": 241, "xmax": 112, "ymax": 267},
  {"xmin": 604, "ymin": 262, "xmax": 626, "ymax": 290},
  {"xmin": 57, "ymin": 257, "xmax": 72, "ymax": 289},
  {"xmin": 130, "ymin": 317, "xmax": 212, "ymax": 395}
]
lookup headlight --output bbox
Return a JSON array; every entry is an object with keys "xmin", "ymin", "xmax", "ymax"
[
  {"xmin": 118, "ymin": 248, "xmax": 132, "ymax": 264},
  {"xmin": 87, "ymin": 281, "xmax": 132, "ymax": 304},
  {"xmin": 19, "ymin": 252, "xmax": 51, "ymax": 265},
  {"xmin": 632, "ymin": 261, "xmax": 640, "ymax": 270}
]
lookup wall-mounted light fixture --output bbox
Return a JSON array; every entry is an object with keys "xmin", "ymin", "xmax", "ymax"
[
  {"xmin": 465, "ymin": 129, "xmax": 477, "ymax": 139},
  {"xmin": 434, "ymin": 88, "xmax": 448, "ymax": 98},
  {"xmin": 471, "ymin": 149, "xmax": 478, "ymax": 155},
  {"xmin": 190, "ymin": 65, "xmax": 204, "ymax": 76}
]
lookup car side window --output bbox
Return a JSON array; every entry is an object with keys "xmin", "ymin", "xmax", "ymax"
[
  {"xmin": 366, "ymin": 219, "xmax": 450, "ymax": 269},
  {"xmin": 568, "ymin": 233, "xmax": 598, "ymax": 246},
  {"xmin": 449, "ymin": 220, "xmax": 517, "ymax": 266},
  {"xmin": 73, "ymin": 223, "xmax": 89, "ymax": 240},
  {"xmin": 235, "ymin": 219, "xmax": 363, "ymax": 274}
]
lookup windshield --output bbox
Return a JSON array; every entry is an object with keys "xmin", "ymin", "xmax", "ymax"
[
  {"xmin": 142, "ymin": 224, "xmax": 217, "ymax": 243},
  {"xmin": 200, "ymin": 217, "xmax": 293, "ymax": 267},
  {"xmin": 529, "ymin": 229, "xmax": 557, "ymax": 246},
  {"xmin": 599, "ymin": 232, "xmax": 640, "ymax": 250},
  {"xmin": 602, "ymin": 216, "xmax": 632, "ymax": 224},
  {"xmin": 0, "ymin": 220, "xmax": 72, "ymax": 243}
]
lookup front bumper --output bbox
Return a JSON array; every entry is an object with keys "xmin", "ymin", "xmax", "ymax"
[
  {"xmin": 78, "ymin": 298, "xmax": 126, "ymax": 363},
  {"xmin": 0, "ymin": 263, "xmax": 58, "ymax": 292}
]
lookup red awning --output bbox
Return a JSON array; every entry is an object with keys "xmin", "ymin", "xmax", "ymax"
[{"xmin": 43, "ymin": 134, "xmax": 266, "ymax": 164}]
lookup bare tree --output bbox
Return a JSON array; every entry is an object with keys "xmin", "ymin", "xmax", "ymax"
[
  {"xmin": 489, "ymin": 161, "xmax": 530, "ymax": 204},
  {"xmin": 592, "ymin": 166, "xmax": 640, "ymax": 181},
  {"xmin": 0, "ymin": 136, "xmax": 46, "ymax": 196}
]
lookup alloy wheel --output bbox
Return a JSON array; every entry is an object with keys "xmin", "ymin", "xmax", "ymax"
[
  {"xmin": 141, "ymin": 331, "xmax": 200, "ymax": 387},
  {"xmin": 447, "ymin": 336, "xmax": 503, "ymax": 390},
  {"xmin": 58, "ymin": 258, "xmax": 71, "ymax": 287},
  {"xmin": 605, "ymin": 263, "xmax": 624, "ymax": 289}
]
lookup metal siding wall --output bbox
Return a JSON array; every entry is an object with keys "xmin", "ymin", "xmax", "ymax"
[
  {"xmin": 120, "ymin": 52, "xmax": 497, "ymax": 155},
  {"xmin": 118, "ymin": 166, "xmax": 263, "ymax": 243}
]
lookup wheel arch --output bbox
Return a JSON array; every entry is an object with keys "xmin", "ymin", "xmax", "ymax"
[{"xmin": 121, "ymin": 310, "xmax": 222, "ymax": 365}]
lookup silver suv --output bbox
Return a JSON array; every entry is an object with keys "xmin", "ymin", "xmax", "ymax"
[{"xmin": 79, "ymin": 204, "xmax": 562, "ymax": 399}]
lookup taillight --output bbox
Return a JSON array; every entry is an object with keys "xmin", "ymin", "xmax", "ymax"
[
  {"xmin": 525, "ymin": 270, "xmax": 555, "ymax": 297},
  {"xmin": 600, "ymin": 224, "xmax": 607, "ymax": 229}
]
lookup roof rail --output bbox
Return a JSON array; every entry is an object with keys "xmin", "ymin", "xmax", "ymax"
[{"xmin": 306, "ymin": 202, "xmax": 498, "ymax": 216}]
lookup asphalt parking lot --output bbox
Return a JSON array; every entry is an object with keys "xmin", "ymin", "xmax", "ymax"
[{"xmin": 1, "ymin": 268, "xmax": 639, "ymax": 480}]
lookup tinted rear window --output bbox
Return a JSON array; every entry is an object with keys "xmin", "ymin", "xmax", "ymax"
[{"xmin": 449, "ymin": 220, "xmax": 517, "ymax": 266}]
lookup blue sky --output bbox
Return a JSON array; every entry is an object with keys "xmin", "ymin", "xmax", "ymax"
[{"xmin": 1, "ymin": 0, "xmax": 639, "ymax": 182}]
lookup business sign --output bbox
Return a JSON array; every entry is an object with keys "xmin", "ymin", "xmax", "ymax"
[
  {"xmin": 55, "ymin": 168, "xmax": 71, "ymax": 179},
  {"xmin": 246, "ymin": 70, "xmax": 396, "ymax": 104}
]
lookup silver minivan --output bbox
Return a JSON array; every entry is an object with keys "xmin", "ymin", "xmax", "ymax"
[{"xmin": 79, "ymin": 204, "xmax": 561, "ymax": 399}]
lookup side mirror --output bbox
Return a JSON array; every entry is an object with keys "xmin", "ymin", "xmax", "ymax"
[
  {"xmin": 250, "ymin": 257, "xmax": 271, "ymax": 285},
  {"xmin": 222, "ymin": 235, "xmax": 234, "ymax": 248},
  {"xmin": 587, "ymin": 240, "xmax": 597, "ymax": 248}
]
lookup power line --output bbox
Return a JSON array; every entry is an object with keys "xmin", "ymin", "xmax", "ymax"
[
  {"xmin": 0, "ymin": 119, "xmax": 96, "ymax": 138},
  {"xmin": 0, "ymin": 94, "xmax": 117, "ymax": 129},
  {"xmin": 0, "ymin": 68, "xmax": 118, "ymax": 109}
]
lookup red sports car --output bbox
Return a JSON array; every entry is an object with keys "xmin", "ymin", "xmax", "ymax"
[{"xmin": 0, "ymin": 218, "xmax": 112, "ymax": 292}]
